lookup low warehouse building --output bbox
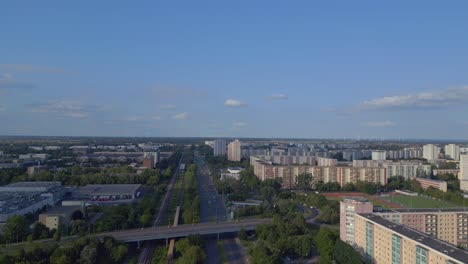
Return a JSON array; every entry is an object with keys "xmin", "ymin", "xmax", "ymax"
[
  {"xmin": 72, "ymin": 184, "xmax": 142, "ymax": 201},
  {"xmin": 39, "ymin": 205, "xmax": 84, "ymax": 230}
]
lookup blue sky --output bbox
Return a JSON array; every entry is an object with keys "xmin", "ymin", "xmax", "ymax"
[{"xmin": 1, "ymin": 1, "xmax": 468, "ymax": 139}]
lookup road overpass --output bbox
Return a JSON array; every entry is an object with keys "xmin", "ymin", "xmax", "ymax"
[{"xmin": 97, "ymin": 218, "xmax": 271, "ymax": 243}]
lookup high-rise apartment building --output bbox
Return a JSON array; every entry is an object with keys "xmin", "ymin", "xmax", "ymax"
[
  {"xmin": 460, "ymin": 154, "xmax": 468, "ymax": 192},
  {"xmin": 423, "ymin": 144, "xmax": 440, "ymax": 161},
  {"xmin": 213, "ymin": 139, "xmax": 227, "ymax": 156},
  {"xmin": 354, "ymin": 214, "xmax": 467, "ymax": 264},
  {"xmin": 227, "ymin": 140, "xmax": 241, "ymax": 161},
  {"xmin": 340, "ymin": 197, "xmax": 373, "ymax": 244},
  {"xmin": 371, "ymin": 150, "xmax": 386, "ymax": 160},
  {"xmin": 445, "ymin": 144, "xmax": 460, "ymax": 161}
]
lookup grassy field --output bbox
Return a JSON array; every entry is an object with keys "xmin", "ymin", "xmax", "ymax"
[
  {"xmin": 323, "ymin": 192, "xmax": 400, "ymax": 209},
  {"xmin": 380, "ymin": 195, "xmax": 458, "ymax": 209}
]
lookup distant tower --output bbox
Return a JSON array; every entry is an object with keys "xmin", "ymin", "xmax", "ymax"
[
  {"xmin": 227, "ymin": 140, "xmax": 241, "ymax": 161},
  {"xmin": 213, "ymin": 140, "xmax": 227, "ymax": 156}
]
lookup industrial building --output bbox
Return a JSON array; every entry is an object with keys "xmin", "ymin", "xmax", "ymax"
[
  {"xmin": 0, "ymin": 182, "xmax": 65, "ymax": 222},
  {"xmin": 72, "ymin": 184, "xmax": 142, "ymax": 201},
  {"xmin": 39, "ymin": 205, "xmax": 84, "ymax": 230}
]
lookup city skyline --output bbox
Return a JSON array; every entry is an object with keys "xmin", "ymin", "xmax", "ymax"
[{"xmin": 2, "ymin": 1, "xmax": 468, "ymax": 139}]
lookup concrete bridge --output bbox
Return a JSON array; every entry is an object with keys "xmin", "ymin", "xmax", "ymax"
[{"xmin": 97, "ymin": 218, "xmax": 271, "ymax": 243}]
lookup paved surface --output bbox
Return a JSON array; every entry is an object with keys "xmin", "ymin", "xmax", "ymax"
[
  {"xmin": 223, "ymin": 238, "xmax": 246, "ymax": 264},
  {"xmin": 97, "ymin": 219, "xmax": 271, "ymax": 242},
  {"xmin": 194, "ymin": 152, "xmax": 230, "ymax": 264},
  {"xmin": 194, "ymin": 152, "xmax": 247, "ymax": 264}
]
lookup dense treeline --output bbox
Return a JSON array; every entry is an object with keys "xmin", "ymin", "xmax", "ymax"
[
  {"xmin": 94, "ymin": 184, "xmax": 167, "ymax": 232},
  {"xmin": 296, "ymin": 173, "xmax": 381, "ymax": 194},
  {"xmin": 0, "ymin": 236, "xmax": 128, "ymax": 264},
  {"xmin": 182, "ymin": 164, "xmax": 200, "ymax": 224},
  {"xmin": 1, "ymin": 151, "xmax": 182, "ymax": 187}
]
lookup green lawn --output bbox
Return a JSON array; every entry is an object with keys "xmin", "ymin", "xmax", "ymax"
[{"xmin": 381, "ymin": 195, "xmax": 457, "ymax": 209}]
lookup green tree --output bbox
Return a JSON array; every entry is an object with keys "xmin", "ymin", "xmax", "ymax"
[
  {"xmin": 333, "ymin": 239, "xmax": 363, "ymax": 264},
  {"xmin": 314, "ymin": 228, "xmax": 338, "ymax": 264},
  {"xmin": 53, "ymin": 226, "xmax": 62, "ymax": 241},
  {"xmin": 296, "ymin": 173, "xmax": 313, "ymax": 191},
  {"xmin": 140, "ymin": 212, "xmax": 152, "ymax": 227},
  {"xmin": 111, "ymin": 244, "xmax": 128, "ymax": 263},
  {"xmin": 80, "ymin": 245, "xmax": 97, "ymax": 264},
  {"xmin": 31, "ymin": 222, "xmax": 49, "ymax": 240},
  {"xmin": 3, "ymin": 215, "xmax": 29, "ymax": 243}
]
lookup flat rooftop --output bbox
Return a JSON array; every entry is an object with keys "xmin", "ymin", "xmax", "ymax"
[
  {"xmin": 42, "ymin": 205, "xmax": 82, "ymax": 215},
  {"xmin": 5, "ymin": 181, "xmax": 62, "ymax": 188},
  {"xmin": 359, "ymin": 213, "xmax": 468, "ymax": 263},
  {"xmin": 377, "ymin": 208, "xmax": 468, "ymax": 213},
  {"xmin": 74, "ymin": 184, "xmax": 142, "ymax": 195},
  {"xmin": 0, "ymin": 192, "xmax": 50, "ymax": 215},
  {"xmin": 342, "ymin": 196, "xmax": 371, "ymax": 203}
]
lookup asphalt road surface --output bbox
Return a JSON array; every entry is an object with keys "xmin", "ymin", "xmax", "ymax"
[{"xmin": 194, "ymin": 152, "xmax": 246, "ymax": 264}]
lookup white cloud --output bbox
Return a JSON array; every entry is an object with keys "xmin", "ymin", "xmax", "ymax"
[
  {"xmin": 0, "ymin": 72, "xmax": 35, "ymax": 91},
  {"xmin": 268, "ymin": 94, "xmax": 288, "ymax": 100},
  {"xmin": 366, "ymin": 121, "xmax": 396, "ymax": 127},
  {"xmin": 160, "ymin": 104, "xmax": 176, "ymax": 110},
  {"xmin": 232, "ymin": 121, "xmax": 248, "ymax": 128},
  {"xmin": 1, "ymin": 73, "xmax": 12, "ymax": 81},
  {"xmin": 173, "ymin": 112, "xmax": 188, "ymax": 119},
  {"xmin": 359, "ymin": 86, "xmax": 468, "ymax": 110},
  {"xmin": 31, "ymin": 100, "xmax": 88, "ymax": 118},
  {"xmin": 224, "ymin": 99, "xmax": 248, "ymax": 107},
  {"xmin": 123, "ymin": 115, "xmax": 163, "ymax": 122},
  {"xmin": 0, "ymin": 64, "xmax": 70, "ymax": 74}
]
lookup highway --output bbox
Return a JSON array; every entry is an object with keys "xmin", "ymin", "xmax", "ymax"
[{"xmin": 97, "ymin": 218, "xmax": 271, "ymax": 242}]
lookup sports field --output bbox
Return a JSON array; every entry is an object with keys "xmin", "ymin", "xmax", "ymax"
[
  {"xmin": 380, "ymin": 194, "xmax": 458, "ymax": 209},
  {"xmin": 323, "ymin": 192, "xmax": 401, "ymax": 208}
]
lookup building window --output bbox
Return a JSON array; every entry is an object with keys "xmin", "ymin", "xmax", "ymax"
[
  {"xmin": 391, "ymin": 235, "xmax": 401, "ymax": 264},
  {"xmin": 416, "ymin": 246, "xmax": 428, "ymax": 264}
]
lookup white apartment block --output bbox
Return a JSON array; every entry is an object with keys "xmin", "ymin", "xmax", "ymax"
[
  {"xmin": 460, "ymin": 154, "xmax": 468, "ymax": 192},
  {"xmin": 371, "ymin": 150, "xmax": 386, "ymax": 160},
  {"xmin": 227, "ymin": 140, "xmax": 241, "ymax": 161},
  {"xmin": 445, "ymin": 144, "xmax": 460, "ymax": 161},
  {"xmin": 423, "ymin": 144, "xmax": 440, "ymax": 161}
]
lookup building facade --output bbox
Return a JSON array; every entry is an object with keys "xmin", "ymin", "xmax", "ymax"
[
  {"xmin": 251, "ymin": 156, "xmax": 386, "ymax": 188},
  {"xmin": 340, "ymin": 197, "xmax": 374, "ymax": 245},
  {"xmin": 372, "ymin": 150, "xmax": 386, "ymax": 161},
  {"xmin": 445, "ymin": 144, "xmax": 460, "ymax": 161},
  {"xmin": 423, "ymin": 144, "xmax": 440, "ymax": 161},
  {"xmin": 414, "ymin": 178, "xmax": 448, "ymax": 192},
  {"xmin": 354, "ymin": 213, "xmax": 467, "ymax": 264},
  {"xmin": 213, "ymin": 139, "xmax": 227, "ymax": 156},
  {"xmin": 227, "ymin": 140, "xmax": 241, "ymax": 161},
  {"xmin": 460, "ymin": 154, "xmax": 468, "ymax": 192}
]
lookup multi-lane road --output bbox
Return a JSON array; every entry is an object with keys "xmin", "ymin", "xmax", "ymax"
[{"xmin": 194, "ymin": 152, "xmax": 247, "ymax": 264}]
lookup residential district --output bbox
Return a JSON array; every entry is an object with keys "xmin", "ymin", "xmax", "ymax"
[{"xmin": 0, "ymin": 137, "xmax": 467, "ymax": 264}]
